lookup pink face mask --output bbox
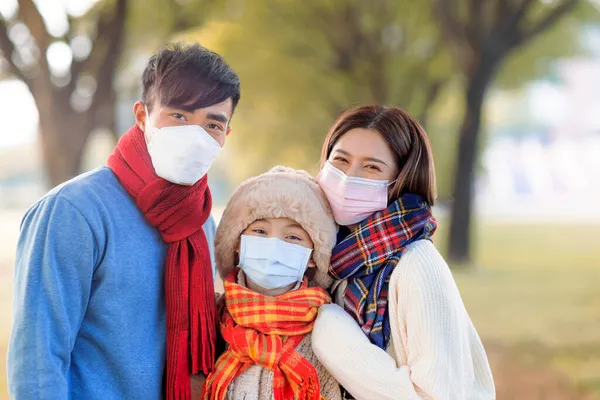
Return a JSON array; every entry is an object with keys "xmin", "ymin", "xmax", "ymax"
[{"xmin": 316, "ymin": 161, "xmax": 391, "ymax": 226}]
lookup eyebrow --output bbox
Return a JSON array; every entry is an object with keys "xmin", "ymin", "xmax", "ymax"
[
  {"xmin": 333, "ymin": 149, "xmax": 389, "ymax": 166},
  {"xmin": 207, "ymin": 112, "xmax": 229, "ymax": 124}
]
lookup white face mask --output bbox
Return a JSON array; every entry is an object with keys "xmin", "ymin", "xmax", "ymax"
[
  {"xmin": 238, "ymin": 235, "xmax": 313, "ymax": 290},
  {"xmin": 144, "ymin": 106, "xmax": 222, "ymax": 186}
]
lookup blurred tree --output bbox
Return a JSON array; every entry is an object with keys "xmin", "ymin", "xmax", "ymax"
[
  {"xmin": 433, "ymin": 0, "xmax": 592, "ymax": 264},
  {"xmin": 204, "ymin": 0, "xmax": 456, "ymax": 182},
  {"xmin": 0, "ymin": 0, "xmax": 221, "ymax": 187},
  {"xmin": 0, "ymin": 0, "xmax": 127, "ymax": 187}
]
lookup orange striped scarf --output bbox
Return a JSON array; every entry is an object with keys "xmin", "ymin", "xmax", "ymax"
[{"xmin": 202, "ymin": 270, "xmax": 331, "ymax": 400}]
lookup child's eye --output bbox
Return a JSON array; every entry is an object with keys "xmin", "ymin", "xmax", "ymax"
[{"xmin": 252, "ymin": 229, "xmax": 267, "ymax": 235}]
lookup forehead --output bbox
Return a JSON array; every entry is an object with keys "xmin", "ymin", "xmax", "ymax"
[
  {"xmin": 250, "ymin": 217, "xmax": 301, "ymax": 226},
  {"xmin": 248, "ymin": 217, "xmax": 307, "ymax": 232},
  {"xmin": 195, "ymin": 98, "xmax": 233, "ymax": 117},
  {"xmin": 333, "ymin": 128, "xmax": 395, "ymax": 160},
  {"xmin": 161, "ymin": 98, "xmax": 233, "ymax": 118}
]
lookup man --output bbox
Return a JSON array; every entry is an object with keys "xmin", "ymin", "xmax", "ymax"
[{"xmin": 7, "ymin": 42, "xmax": 241, "ymax": 400}]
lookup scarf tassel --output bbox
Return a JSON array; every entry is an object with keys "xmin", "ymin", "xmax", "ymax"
[{"xmin": 165, "ymin": 333, "xmax": 192, "ymax": 400}]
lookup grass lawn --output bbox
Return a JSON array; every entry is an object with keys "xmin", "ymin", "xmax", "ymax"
[
  {"xmin": 1, "ymin": 211, "xmax": 599, "ymax": 399},
  {"xmin": 437, "ymin": 222, "xmax": 600, "ymax": 398}
]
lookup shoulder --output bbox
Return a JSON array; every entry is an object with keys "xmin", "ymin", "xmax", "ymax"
[
  {"xmin": 41, "ymin": 167, "xmax": 125, "ymax": 217},
  {"xmin": 391, "ymin": 239, "xmax": 458, "ymax": 295},
  {"xmin": 48, "ymin": 167, "xmax": 120, "ymax": 205},
  {"xmin": 23, "ymin": 167, "xmax": 123, "ymax": 231},
  {"xmin": 396, "ymin": 240, "xmax": 449, "ymax": 274}
]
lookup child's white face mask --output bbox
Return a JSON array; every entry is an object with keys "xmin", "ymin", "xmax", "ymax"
[{"xmin": 238, "ymin": 235, "xmax": 313, "ymax": 290}]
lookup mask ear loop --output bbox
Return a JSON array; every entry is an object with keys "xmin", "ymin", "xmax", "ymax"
[
  {"xmin": 386, "ymin": 179, "xmax": 399, "ymax": 204},
  {"xmin": 144, "ymin": 104, "xmax": 151, "ymax": 126},
  {"xmin": 143, "ymin": 104, "xmax": 156, "ymax": 142}
]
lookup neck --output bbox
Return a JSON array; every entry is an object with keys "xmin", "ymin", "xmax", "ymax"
[
  {"xmin": 347, "ymin": 223, "xmax": 359, "ymax": 231},
  {"xmin": 246, "ymin": 279, "xmax": 296, "ymax": 296}
]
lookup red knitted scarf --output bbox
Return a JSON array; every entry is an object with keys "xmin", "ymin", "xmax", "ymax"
[{"xmin": 108, "ymin": 125, "xmax": 217, "ymax": 400}]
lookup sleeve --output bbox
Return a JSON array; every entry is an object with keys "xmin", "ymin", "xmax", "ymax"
[
  {"xmin": 391, "ymin": 242, "xmax": 494, "ymax": 399},
  {"xmin": 311, "ymin": 304, "xmax": 420, "ymax": 400},
  {"xmin": 202, "ymin": 214, "xmax": 217, "ymax": 283},
  {"xmin": 7, "ymin": 195, "xmax": 98, "ymax": 399},
  {"xmin": 312, "ymin": 242, "xmax": 494, "ymax": 400}
]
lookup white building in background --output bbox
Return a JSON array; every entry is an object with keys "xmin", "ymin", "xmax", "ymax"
[{"xmin": 477, "ymin": 57, "xmax": 600, "ymax": 221}]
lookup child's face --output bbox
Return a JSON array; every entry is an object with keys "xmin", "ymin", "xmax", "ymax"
[
  {"xmin": 242, "ymin": 217, "xmax": 314, "ymax": 250},
  {"xmin": 238, "ymin": 217, "xmax": 316, "ymax": 296}
]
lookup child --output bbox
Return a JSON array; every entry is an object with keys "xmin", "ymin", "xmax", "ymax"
[{"xmin": 202, "ymin": 167, "xmax": 342, "ymax": 400}]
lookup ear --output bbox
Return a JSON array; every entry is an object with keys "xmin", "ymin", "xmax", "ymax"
[
  {"xmin": 133, "ymin": 101, "xmax": 148, "ymax": 133},
  {"xmin": 233, "ymin": 237, "xmax": 241, "ymax": 266},
  {"xmin": 226, "ymin": 126, "xmax": 232, "ymax": 136},
  {"xmin": 307, "ymin": 258, "xmax": 316, "ymax": 269}
]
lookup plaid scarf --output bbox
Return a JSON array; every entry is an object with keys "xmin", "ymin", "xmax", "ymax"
[
  {"xmin": 330, "ymin": 193, "xmax": 437, "ymax": 350},
  {"xmin": 202, "ymin": 271, "xmax": 331, "ymax": 400}
]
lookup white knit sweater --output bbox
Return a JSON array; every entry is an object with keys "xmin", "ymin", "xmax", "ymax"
[{"xmin": 311, "ymin": 240, "xmax": 495, "ymax": 400}]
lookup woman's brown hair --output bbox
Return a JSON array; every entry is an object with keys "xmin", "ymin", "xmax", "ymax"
[{"xmin": 320, "ymin": 104, "xmax": 437, "ymax": 205}]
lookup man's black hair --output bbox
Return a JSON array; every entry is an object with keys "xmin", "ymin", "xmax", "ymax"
[{"xmin": 142, "ymin": 42, "xmax": 241, "ymax": 114}]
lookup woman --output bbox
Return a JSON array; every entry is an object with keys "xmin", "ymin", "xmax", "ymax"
[{"xmin": 311, "ymin": 105, "xmax": 495, "ymax": 399}]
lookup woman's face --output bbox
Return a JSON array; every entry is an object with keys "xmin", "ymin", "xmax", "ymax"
[{"xmin": 328, "ymin": 128, "xmax": 399, "ymax": 181}]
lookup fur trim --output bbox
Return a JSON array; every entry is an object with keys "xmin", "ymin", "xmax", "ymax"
[{"xmin": 215, "ymin": 166, "xmax": 336, "ymax": 289}]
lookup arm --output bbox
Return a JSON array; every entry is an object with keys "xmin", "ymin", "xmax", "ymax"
[
  {"xmin": 312, "ymin": 241, "xmax": 494, "ymax": 400},
  {"xmin": 7, "ymin": 195, "xmax": 97, "ymax": 399},
  {"xmin": 312, "ymin": 304, "xmax": 420, "ymax": 400},
  {"xmin": 390, "ymin": 241, "xmax": 494, "ymax": 399}
]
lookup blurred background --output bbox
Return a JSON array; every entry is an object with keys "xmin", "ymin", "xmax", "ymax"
[{"xmin": 1, "ymin": 0, "xmax": 600, "ymax": 398}]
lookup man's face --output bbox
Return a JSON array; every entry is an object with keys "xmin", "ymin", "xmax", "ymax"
[{"xmin": 134, "ymin": 98, "xmax": 234, "ymax": 147}]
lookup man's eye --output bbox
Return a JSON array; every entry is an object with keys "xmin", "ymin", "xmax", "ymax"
[
  {"xmin": 207, "ymin": 123, "xmax": 224, "ymax": 131},
  {"xmin": 172, "ymin": 113, "xmax": 186, "ymax": 121}
]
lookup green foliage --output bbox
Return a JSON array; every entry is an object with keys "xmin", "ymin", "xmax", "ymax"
[
  {"xmin": 187, "ymin": 0, "xmax": 457, "ymax": 185},
  {"xmin": 181, "ymin": 0, "xmax": 590, "ymax": 202},
  {"xmin": 125, "ymin": 0, "xmax": 226, "ymax": 48},
  {"xmin": 497, "ymin": 1, "xmax": 599, "ymax": 89}
]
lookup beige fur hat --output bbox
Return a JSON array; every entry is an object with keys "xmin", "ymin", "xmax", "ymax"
[{"xmin": 215, "ymin": 166, "xmax": 336, "ymax": 289}]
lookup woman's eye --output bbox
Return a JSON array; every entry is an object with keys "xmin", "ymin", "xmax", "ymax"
[
  {"xmin": 172, "ymin": 113, "xmax": 186, "ymax": 121},
  {"xmin": 252, "ymin": 229, "xmax": 267, "ymax": 235},
  {"xmin": 365, "ymin": 164, "xmax": 382, "ymax": 172},
  {"xmin": 207, "ymin": 123, "xmax": 224, "ymax": 131},
  {"xmin": 332, "ymin": 156, "xmax": 348, "ymax": 163},
  {"xmin": 286, "ymin": 235, "xmax": 302, "ymax": 241}
]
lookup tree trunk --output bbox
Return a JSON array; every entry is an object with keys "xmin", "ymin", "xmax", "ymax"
[
  {"xmin": 447, "ymin": 57, "xmax": 498, "ymax": 265},
  {"xmin": 38, "ymin": 110, "xmax": 90, "ymax": 187},
  {"xmin": 0, "ymin": 0, "xmax": 127, "ymax": 188}
]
